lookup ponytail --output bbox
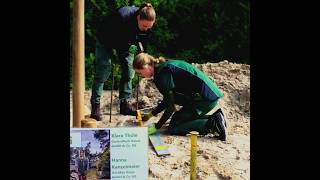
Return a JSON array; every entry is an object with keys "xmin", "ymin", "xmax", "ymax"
[
  {"xmin": 139, "ymin": 2, "xmax": 153, "ymax": 9},
  {"xmin": 155, "ymin": 57, "xmax": 167, "ymax": 64}
]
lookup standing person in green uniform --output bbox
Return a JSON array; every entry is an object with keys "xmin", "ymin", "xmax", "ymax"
[
  {"xmin": 90, "ymin": 3, "xmax": 156, "ymax": 120},
  {"xmin": 133, "ymin": 53, "xmax": 228, "ymax": 141}
]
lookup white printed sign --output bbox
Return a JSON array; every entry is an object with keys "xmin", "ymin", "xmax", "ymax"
[{"xmin": 70, "ymin": 127, "xmax": 148, "ymax": 180}]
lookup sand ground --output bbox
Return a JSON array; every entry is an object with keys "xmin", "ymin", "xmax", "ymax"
[{"xmin": 71, "ymin": 60, "xmax": 250, "ymax": 180}]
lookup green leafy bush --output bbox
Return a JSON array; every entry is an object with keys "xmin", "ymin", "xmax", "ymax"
[{"xmin": 70, "ymin": 0, "xmax": 250, "ymax": 89}]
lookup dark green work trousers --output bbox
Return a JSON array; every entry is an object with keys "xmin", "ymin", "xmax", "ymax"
[
  {"xmin": 168, "ymin": 93, "xmax": 218, "ymax": 135},
  {"xmin": 90, "ymin": 42, "xmax": 135, "ymax": 104}
]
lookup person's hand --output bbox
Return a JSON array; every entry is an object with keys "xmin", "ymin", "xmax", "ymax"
[
  {"xmin": 142, "ymin": 112, "xmax": 153, "ymax": 121},
  {"xmin": 129, "ymin": 44, "xmax": 138, "ymax": 54},
  {"xmin": 148, "ymin": 123, "xmax": 157, "ymax": 135}
]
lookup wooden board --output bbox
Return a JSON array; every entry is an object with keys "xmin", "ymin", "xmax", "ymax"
[
  {"xmin": 136, "ymin": 110, "xmax": 170, "ymax": 156},
  {"xmin": 149, "ymin": 133, "xmax": 170, "ymax": 156}
]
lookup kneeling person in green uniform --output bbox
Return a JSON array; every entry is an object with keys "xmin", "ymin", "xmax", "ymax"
[{"xmin": 133, "ymin": 53, "xmax": 228, "ymax": 141}]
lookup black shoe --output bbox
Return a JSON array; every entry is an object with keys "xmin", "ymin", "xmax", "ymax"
[
  {"xmin": 90, "ymin": 103, "xmax": 102, "ymax": 121},
  {"xmin": 210, "ymin": 109, "xmax": 227, "ymax": 141},
  {"xmin": 120, "ymin": 100, "xmax": 137, "ymax": 116}
]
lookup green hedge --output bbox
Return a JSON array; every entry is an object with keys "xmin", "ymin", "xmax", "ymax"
[{"xmin": 70, "ymin": 0, "xmax": 250, "ymax": 89}]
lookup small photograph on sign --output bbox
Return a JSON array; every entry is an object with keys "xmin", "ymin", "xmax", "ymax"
[{"xmin": 70, "ymin": 129, "xmax": 111, "ymax": 180}]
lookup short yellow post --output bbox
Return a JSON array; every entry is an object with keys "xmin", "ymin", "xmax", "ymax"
[
  {"xmin": 136, "ymin": 110, "xmax": 144, "ymax": 127},
  {"xmin": 190, "ymin": 131, "xmax": 199, "ymax": 180}
]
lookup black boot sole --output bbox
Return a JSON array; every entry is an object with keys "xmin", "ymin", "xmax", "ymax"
[{"xmin": 212, "ymin": 111, "xmax": 227, "ymax": 141}]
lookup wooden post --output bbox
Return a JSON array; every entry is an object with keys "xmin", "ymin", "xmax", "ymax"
[
  {"xmin": 72, "ymin": 0, "xmax": 85, "ymax": 128},
  {"xmin": 81, "ymin": 118, "xmax": 98, "ymax": 128}
]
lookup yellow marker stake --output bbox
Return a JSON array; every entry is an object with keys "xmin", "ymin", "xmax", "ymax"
[
  {"xmin": 136, "ymin": 110, "xmax": 144, "ymax": 127},
  {"xmin": 190, "ymin": 131, "xmax": 199, "ymax": 180}
]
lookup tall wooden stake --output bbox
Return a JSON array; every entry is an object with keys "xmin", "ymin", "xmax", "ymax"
[{"xmin": 72, "ymin": 0, "xmax": 85, "ymax": 128}]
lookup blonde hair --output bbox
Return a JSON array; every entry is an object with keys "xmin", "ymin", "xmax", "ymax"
[
  {"xmin": 133, "ymin": 53, "xmax": 166, "ymax": 69},
  {"xmin": 138, "ymin": 3, "xmax": 156, "ymax": 21}
]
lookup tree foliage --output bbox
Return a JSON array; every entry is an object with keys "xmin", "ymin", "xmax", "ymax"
[
  {"xmin": 70, "ymin": 0, "xmax": 250, "ymax": 89},
  {"xmin": 94, "ymin": 130, "xmax": 110, "ymax": 149},
  {"xmin": 93, "ymin": 130, "xmax": 110, "ymax": 176}
]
